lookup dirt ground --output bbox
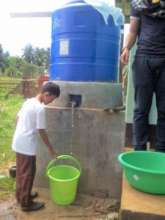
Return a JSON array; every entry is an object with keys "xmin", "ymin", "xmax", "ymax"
[{"xmin": 0, "ymin": 188, "xmax": 119, "ymax": 220}]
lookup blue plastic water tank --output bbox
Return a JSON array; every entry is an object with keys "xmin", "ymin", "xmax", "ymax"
[{"xmin": 50, "ymin": 0, "xmax": 123, "ymax": 82}]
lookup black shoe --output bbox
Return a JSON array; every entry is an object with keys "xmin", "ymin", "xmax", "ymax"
[
  {"xmin": 30, "ymin": 191, "xmax": 38, "ymax": 199},
  {"xmin": 21, "ymin": 201, "xmax": 45, "ymax": 212}
]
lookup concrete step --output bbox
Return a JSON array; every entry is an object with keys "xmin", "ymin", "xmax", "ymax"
[{"xmin": 120, "ymin": 176, "xmax": 165, "ymax": 220}]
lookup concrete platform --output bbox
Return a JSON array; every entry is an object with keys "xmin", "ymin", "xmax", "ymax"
[
  {"xmin": 0, "ymin": 188, "xmax": 119, "ymax": 220},
  {"xmin": 120, "ymin": 176, "xmax": 165, "ymax": 220},
  {"xmin": 51, "ymin": 81, "xmax": 123, "ymax": 109}
]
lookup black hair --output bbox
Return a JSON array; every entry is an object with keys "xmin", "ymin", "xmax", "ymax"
[{"xmin": 41, "ymin": 82, "xmax": 60, "ymax": 97}]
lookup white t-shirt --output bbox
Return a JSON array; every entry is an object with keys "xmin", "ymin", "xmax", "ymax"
[{"xmin": 12, "ymin": 98, "xmax": 46, "ymax": 156}]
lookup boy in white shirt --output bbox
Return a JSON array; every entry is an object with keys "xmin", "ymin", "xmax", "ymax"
[{"xmin": 12, "ymin": 81, "xmax": 60, "ymax": 212}]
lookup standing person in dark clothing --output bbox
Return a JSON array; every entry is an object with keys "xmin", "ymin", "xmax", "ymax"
[
  {"xmin": 121, "ymin": 0, "xmax": 165, "ymax": 151},
  {"xmin": 12, "ymin": 82, "xmax": 60, "ymax": 211}
]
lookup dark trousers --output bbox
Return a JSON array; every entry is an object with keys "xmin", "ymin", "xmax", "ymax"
[
  {"xmin": 16, "ymin": 152, "xmax": 36, "ymax": 207},
  {"xmin": 133, "ymin": 55, "xmax": 165, "ymax": 152}
]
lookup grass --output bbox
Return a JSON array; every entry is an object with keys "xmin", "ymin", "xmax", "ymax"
[
  {"xmin": 0, "ymin": 92, "xmax": 23, "ymax": 167},
  {"xmin": 0, "ymin": 175, "xmax": 16, "ymax": 199},
  {"xmin": 0, "ymin": 76, "xmax": 21, "ymax": 81},
  {"xmin": 0, "ymin": 77, "xmax": 23, "ymax": 198}
]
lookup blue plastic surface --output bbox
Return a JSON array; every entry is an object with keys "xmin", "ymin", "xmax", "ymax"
[{"xmin": 50, "ymin": 0, "xmax": 123, "ymax": 82}]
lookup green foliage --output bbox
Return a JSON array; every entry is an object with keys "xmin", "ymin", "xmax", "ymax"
[
  {"xmin": 22, "ymin": 44, "xmax": 34, "ymax": 64},
  {"xmin": 0, "ymin": 175, "xmax": 15, "ymax": 199},
  {"xmin": 0, "ymin": 44, "xmax": 10, "ymax": 74},
  {"xmin": 33, "ymin": 47, "xmax": 50, "ymax": 70},
  {"xmin": 22, "ymin": 43, "xmax": 50, "ymax": 72},
  {"xmin": 0, "ymin": 43, "xmax": 50, "ymax": 78},
  {"xmin": 0, "ymin": 83, "xmax": 23, "ymax": 198},
  {"xmin": 0, "ymin": 87, "xmax": 23, "ymax": 167},
  {"xmin": 0, "ymin": 175, "xmax": 15, "ymax": 192},
  {"xmin": 20, "ymin": 62, "xmax": 40, "ymax": 78},
  {"xmin": 4, "ymin": 56, "xmax": 23, "ymax": 77}
]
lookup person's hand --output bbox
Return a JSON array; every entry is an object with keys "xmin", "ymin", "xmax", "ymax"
[{"xmin": 120, "ymin": 47, "xmax": 129, "ymax": 65}]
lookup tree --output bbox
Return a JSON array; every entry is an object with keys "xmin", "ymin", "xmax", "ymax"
[
  {"xmin": 33, "ymin": 47, "xmax": 50, "ymax": 71},
  {"xmin": 22, "ymin": 44, "xmax": 50, "ymax": 73},
  {"xmin": 22, "ymin": 44, "xmax": 34, "ymax": 64},
  {"xmin": 0, "ymin": 43, "xmax": 50, "ymax": 78},
  {"xmin": 5, "ymin": 57, "xmax": 24, "ymax": 77},
  {"xmin": 0, "ymin": 44, "xmax": 3, "ymax": 67},
  {"xmin": 20, "ymin": 62, "xmax": 40, "ymax": 78},
  {"xmin": 0, "ymin": 44, "xmax": 10, "ymax": 74}
]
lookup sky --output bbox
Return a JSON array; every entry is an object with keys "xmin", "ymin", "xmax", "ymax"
[
  {"xmin": 0, "ymin": 0, "xmax": 68, "ymax": 56},
  {"xmin": 0, "ymin": 0, "xmax": 117, "ymax": 57}
]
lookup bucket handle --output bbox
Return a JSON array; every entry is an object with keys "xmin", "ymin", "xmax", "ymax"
[{"xmin": 46, "ymin": 154, "xmax": 82, "ymax": 174}]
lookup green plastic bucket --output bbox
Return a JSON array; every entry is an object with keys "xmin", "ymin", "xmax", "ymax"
[
  {"xmin": 118, "ymin": 151, "xmax": 165, "ymax": 194},
  {"xmin": 46, "ymin": 155, "xmax": 81, "ymax": 205}
]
